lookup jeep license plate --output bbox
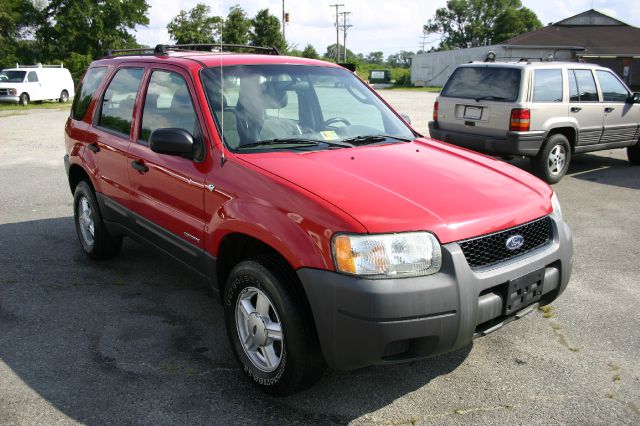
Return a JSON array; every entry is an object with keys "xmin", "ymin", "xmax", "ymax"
[
  {"xmin": 504, "ymin": 268, "xmax": 544, "ymax": 315},
  {"xmin": 464, "ymin": 106, "xmax": 482, "ymax": 120}
]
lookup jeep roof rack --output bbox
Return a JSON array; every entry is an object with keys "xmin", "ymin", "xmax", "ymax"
[{"xmin": 103, "ymin": 43, "xmax": 280, "ymax": 58}]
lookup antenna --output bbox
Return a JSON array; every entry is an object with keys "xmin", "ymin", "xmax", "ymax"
[{"xmin": 219, "ymin": 19, "xmax": 226, "ymax": 166}]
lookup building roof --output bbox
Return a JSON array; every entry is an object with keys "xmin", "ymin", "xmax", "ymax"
[{"xmin": 504, "ymin": 9, "xmax": 640, "ymax": 57}]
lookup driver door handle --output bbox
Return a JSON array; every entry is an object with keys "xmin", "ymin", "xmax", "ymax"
[
  {"xmin": 131, "ymin": 160, "xmax": 149, "ymax": 173},
  {"xmin": 87, "ymin": 143, "xmax": 99, "ymax": 153},
  {"xmin": 570, "ymin": 107, "xmax": 582, "ymax": 113},
  {"xmin": 604, "ymin": 107, "xmax": 615, "ymax": 113}
]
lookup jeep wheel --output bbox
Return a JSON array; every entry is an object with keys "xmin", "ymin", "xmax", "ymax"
[
  {"xmin": 628, "ymin": 141, "xmax": 640, "ymax": 165},
  {"xmin": 224, "ymin": 256, "xmax": 324, "ymax": 396},
  {"xmin": 59, "ymin": 90, "xmax": 69, "ymax": 103},
  {"xmin": 19, "ymin": 93, "xmax": 29, "ymax": 107},
  {"xmin": 533, "ymin": 134, "xmax": 571, "ymax": 184},
  {"xmin": 73, "ymin": 181, "xmax": 122, "ymax": 259}
]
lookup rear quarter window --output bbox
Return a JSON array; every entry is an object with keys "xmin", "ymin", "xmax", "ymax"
[
  {"xmin": 441, "ymin": 67, "xmax": 521, "ymax": 102},
  {"xmin": 532, "ymin": 69, "xmax": 563, "ymax": 102},
  {"xmin": 71, "ymin": 67, "xmax": 108, "ymax": 121}
]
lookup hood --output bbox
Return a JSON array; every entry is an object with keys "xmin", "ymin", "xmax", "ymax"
[{"xmin": 239, "ymin": 139, "xmax": 553, "ymax": 243}]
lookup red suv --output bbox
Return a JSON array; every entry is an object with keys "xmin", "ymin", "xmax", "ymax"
[{"xmin": 64, "ymin": 44, "xmax": 573, "ymax": 395}]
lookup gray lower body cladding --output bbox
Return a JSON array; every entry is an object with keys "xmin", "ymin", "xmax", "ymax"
[
  {"xmin": 428, "ymin": 122, "xmax": 545, "ymax": 156},
  {"xmin": 299, "ymin": 216, "xmax": 572, "ymax": 370}
]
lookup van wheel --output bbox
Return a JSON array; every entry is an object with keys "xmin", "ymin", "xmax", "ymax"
[
  {"xmin": 628, "ymin": 141, "xmax": 640, "ymax": 165},
  {"xmin": 224, "ymin": 256, "xmax": 324, "ymax": 396},
  {"xmin": 59, "ymin": 90, "xmax": 69, "ymax": 103},
  {"xmin": 73, "ymin": 181, "xmax": 122, "ymax": 259},
  {"xmin": 19, "ymin": 93, "xmax": 29, "ymax": 107},
  {"xmin": 533, "ymin": 134, "xmax": 571, "ymax": 184}
]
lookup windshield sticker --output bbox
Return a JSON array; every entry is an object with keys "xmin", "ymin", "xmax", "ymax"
[{"xmin": 320, "ymin": 131, "xmax": 340, "ymax": 141}]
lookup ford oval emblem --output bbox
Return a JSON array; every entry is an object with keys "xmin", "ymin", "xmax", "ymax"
[{"xmin": 506, "ymin": 235, "xmax": 525, "ymax": 251}]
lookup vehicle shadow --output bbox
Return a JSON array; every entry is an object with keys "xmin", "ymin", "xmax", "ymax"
[
  {"xmin": 0, "ymin": 217, "xmax": 470, "ymax": 424},
  {"xmin": 507, "ymin": 151, "xmax": 639, "ymax": 190}
]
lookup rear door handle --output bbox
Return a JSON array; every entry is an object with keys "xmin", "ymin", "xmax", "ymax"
[
  {"xmin": 87, "ymin": 143, "xmax": 99, "ymax": 153},
  {"xmin": 570, "ymin": 107, "xmax": 582, "ymax": 113},
  {"xmin": 131, "ymin": 160, "xmax": 149, "ymax": 173},
  {"xmin": 604, "ymin": 107, "xmax": 615, "ymax": 113}
]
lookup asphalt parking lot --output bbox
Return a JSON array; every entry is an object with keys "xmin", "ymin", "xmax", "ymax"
[{"xmin": 0, "ymin": 93, "xmax": 639, "ymax": 425}]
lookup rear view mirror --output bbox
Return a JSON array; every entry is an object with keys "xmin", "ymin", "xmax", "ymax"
[{"xmin": 149, "ymin": 128, "xmax": 194, "ymax": 157}]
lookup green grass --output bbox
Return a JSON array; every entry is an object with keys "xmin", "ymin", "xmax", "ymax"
[
  {"xmin": 379, "ymin": 86, "xmax": 441, "ymax": 92},
  {"xmin": 0, "ymin": 101, "xmax": 71, "ymax": 112}
]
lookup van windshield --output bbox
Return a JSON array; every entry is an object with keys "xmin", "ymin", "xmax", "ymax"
[
  {"xmin": 0, "ymin": 70, "xmax": 27, "ymax": 83},
  {"xmin": 201, "ymin": 64, "xmax": 415, "ymax": 151},
  {"xmin": 441, "ymin": 67, "xmax": 521, "ymax": 102}
]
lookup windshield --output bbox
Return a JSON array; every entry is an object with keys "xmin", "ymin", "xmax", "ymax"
[
  {"xmin": 201, "ymin": 64, "xmax": 415, "ymax": 151},
  {"xmin": 441, "ymin": 66, "xmax": 521, "ymax": 101},
  {"xmin": 0, "ymin": 70, "xmax": 27, "ymax": 83}
]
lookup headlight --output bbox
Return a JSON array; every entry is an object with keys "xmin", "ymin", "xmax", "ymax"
[
  {"xmin": 551, "ymin": 192, "xmax": 563, "ymax": 220},
  {"xmin": 332, "ymin": 232, "xmax": 442, "ymax": 278},
  {"xmin": 8, "ymin": 88, "xmax": 17, "ymax": 95}
]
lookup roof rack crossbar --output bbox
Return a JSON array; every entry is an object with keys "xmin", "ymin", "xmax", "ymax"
[
  {"xmin": 154, "ymin": 43, "xmax": 280, "ymax": 56},
  {"xmin": 103, "ymin": 47, "xmax": 156, "ymax": 57}
]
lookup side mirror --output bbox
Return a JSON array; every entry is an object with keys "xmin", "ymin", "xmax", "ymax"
[
  {"xmin": 632, "ymin": 92, "xmax": 640, "ymax": 104},
  {"xmin": 400, "ymin": 113, "xmax": 412, "ymax": 125},
  {"xmin": 149, "ymin": 128, "xmax": 194, "ymax": 157}
]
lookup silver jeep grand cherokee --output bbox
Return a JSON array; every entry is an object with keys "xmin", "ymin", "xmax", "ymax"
[{"xmin": 429, "ymin": 61, "xmax": 640, "ymax": 183}]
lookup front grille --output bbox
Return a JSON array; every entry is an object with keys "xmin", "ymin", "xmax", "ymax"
[
  {"xmin": 459, "ymin": 216, "xmax": 552, "ymax": 268},
  {"xmin": 0, "ymin": 89, "xmax": 10, "ymax": 96}
]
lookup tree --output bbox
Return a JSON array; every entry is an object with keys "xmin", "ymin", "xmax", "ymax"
[
  {"xmin": 424, "ymin": 0, "xmax": 541, "ymax": 50},
  {"xmin": 0, "ymin": 0, "xmax": 42, "ymax": 68},
  {"xmin": 323, "ymin": 44, "xmax": 353, "ymax": 62},
  {"xmin": 387, "ymin": 51, "xmax": 415, "ymax": 68},
  {"xmin": 38, "ymin": 0, "xmax": 150, "ymax": 59},
  {"xmin": 167, "ymin": 3, "xmax": 221, "ymax": 45},
  {"xmin": 250, "ymin": 9, "xmax": 285, "ymax": 52},
  {"xmin": 222, "ymin": 5, "xmax": 250, "ymax": 45},
  {"xmin": 301, "ymin": 44, "xmax": 318, "ymax": 59},
  {"xmin": 365, "ymin": 51, "xmax": 384, "ymax": 65}
]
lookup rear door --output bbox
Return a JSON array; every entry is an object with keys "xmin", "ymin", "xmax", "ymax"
[
  {"xmin": 567, "ymin": 69, "xmax": 604, "ymax": 146},
  {"xmin": 127, "ymin": 65, "xmax": 210, "ymax": 264},
  {"xmin": 92, "ymin": 66, "xmax": 146, "ymax": 210},
  {"xmin": 595, "ymin": 69, "xmax": 640, "ymax": 145}
]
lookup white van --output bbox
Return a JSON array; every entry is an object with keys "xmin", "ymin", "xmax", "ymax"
[{"xmin": 0, "ymin": 64, "xmax": 75, "ymax": 106}]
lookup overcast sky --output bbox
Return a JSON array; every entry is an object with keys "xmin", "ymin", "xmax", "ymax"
[{"xmin": 134, "ymin": 0, "xmax": 640, "ymax": 56}]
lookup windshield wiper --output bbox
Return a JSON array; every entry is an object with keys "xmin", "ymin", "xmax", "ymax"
[
  {"xmin": 237, "ymin": 138, "xmax": 353, "ymax": 150},
  {"xmin": 475, "ymin": 95, "xmax": 509, "ymax": 102},
  {"xmin": 340, "ymin": 134, "xmax": 413, "ymax": 145}
]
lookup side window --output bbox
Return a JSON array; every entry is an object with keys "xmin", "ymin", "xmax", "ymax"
[
  {"xmin": 140, "ymin": 70, "xmax": 198, "ymax": 142},
  {"xmin": 27, "ymin": 71, "xmax": 38, "ymax": 83},
  {"xmin": 569, "ymin": 69, "xmax": 599, "ymax": 102},
  {"xmin": 98, "ymin": 68, "xmax": 144, "ymax": 136},
  {"xmin": 71, "ymin": 67, "xmax": 107, "ymax": 120},
  {"xmin": 596, "ymin": 70, "xmax": 629, "ymax": 102},
  {"xmin": 532, "ymin": 69, "xmax": 563, "ymax": 102}
]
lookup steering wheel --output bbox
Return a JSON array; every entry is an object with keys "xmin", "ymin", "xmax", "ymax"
[{"xmin": 323, "ymin": 117, "xmax": 351, "ymax": 127}]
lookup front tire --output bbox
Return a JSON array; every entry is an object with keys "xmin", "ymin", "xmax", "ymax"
[
  {"xmin": 628, "ymin": 141, "xmax": 640, "ymax": 165},
  {"xmin": 224, "ymin": 256, "xmax": 324, "ymax": 396},
  {"xmin": 59, "ymin": 90, "xmax": 69, "ymax": 103},
  {"xmin": 19, "ymin": 93, "xmax": 29, "ymax": 107},
  {"xmin": 73, "ymin": 181, "xmax": 122, "ymax": 259},
  {"xmin": 533, "ymin": 134, "xmax": 571, "ymax": 184}
]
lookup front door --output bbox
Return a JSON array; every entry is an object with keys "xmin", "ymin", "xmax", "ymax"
[
  {"xmin": 595, "ymin": 69, "xmax": 640, "ymax": 145},
  {"xmin": 26, "ymin": 71, "xmax": 43, "ymax": 101},
  {"xmin": 567, "ymin": 69, "xmax": 604, "ymax": 146},
  {"xmin": 127, "ymin": 66, "xmax": 211, "ymax": 270}
]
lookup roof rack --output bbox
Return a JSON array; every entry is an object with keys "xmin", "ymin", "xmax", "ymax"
[
  {"xmin": 15, "ymin": 63, "xmax": 64, "ymax": 68},
  {"xmin": 103, "ymin": 43, "xmax": 280, "ymax": 58}
]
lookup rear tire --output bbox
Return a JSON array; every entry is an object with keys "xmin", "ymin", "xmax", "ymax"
[
  {"xmin": 59, "ymin": 90, "xmax": 69, "ymax": 103},
  {"xmin": 224, "ymin": 256, "xmax": 325, "ymax": 396},
  {"xmin": 628, "ymin": 141, "xmax": 640, "ymax": 165},
  {"xmin": 19, "ymin": 93, "xmax": 29, "ymax": 107},
  {"xmin": 73, "ymin": 181, "xmax": 122, "ymax": 259},
  {"xmin": 533, "ymin": 134, "xmax": 571, "ymax": 184}
]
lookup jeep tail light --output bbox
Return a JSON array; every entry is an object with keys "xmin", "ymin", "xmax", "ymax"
[
  {"xmin": 510, "ymin": 108, "xmax": 530, "ymax": 131},
  {"xmin": 433, "ymin": 101, "xmax": 439, "ymax": 122}
]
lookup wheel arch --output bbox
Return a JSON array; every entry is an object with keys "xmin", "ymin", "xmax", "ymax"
[
  {"xmin": 67, "ymin": 163, "xmax": 94, "ymax": 195},
  {"xmin": 546, "ymin": 127, "xmax": 577, "ymax": 151}
]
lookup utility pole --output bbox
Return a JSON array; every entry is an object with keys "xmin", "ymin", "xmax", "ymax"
[
  {"xmin": 339, "ymin": 11, "xmax": 352, "ymax": 62},
  {"xmin": 330, "ymin": 4, "xmax": 343, "ymax": 62},
  {"xmin": 282, "ymin": 0, "xmax": 285, "ymax": 42},
  {"xmin": 419, "ymin": 31, "xmax": 428, "ymax": 53}
]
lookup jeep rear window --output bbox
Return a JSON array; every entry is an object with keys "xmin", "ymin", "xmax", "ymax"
[{"xmin": 441, "ymin": 67, "xmax": 521, "ymax": 102}]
